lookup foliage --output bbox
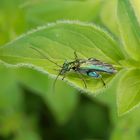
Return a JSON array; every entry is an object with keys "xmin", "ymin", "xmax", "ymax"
[{"xmin": 0, "ymin": 0, "xmax": 140, "ymax": 139}]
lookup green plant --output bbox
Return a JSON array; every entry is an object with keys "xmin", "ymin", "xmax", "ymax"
[
  {"xmin": 0, "ymin": 0, "xmax": 140, "ymax": 139},
  {"xmin": 0, "ymin": 0, "xmax": 140, "ymax": 116}
]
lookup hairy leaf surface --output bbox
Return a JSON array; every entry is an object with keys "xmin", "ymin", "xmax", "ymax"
[{"xmin": 0, "ymin": 21, "xmax": 124, "ymax": 94}]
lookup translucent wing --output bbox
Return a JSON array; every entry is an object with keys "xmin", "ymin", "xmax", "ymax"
[{"xmin": 80, "ymin": 58, "xmax": 117, "ymax": 74}]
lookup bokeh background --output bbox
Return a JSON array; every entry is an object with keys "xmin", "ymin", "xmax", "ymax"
[{"xmin": 0, "ymin": 0, "xmax": 140, "ymax": 140}]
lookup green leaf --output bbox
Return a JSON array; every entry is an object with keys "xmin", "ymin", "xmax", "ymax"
[
  {"xmin": 117, "ymin": 69, "xmax": 140, "ymax": 115},
  {"xmin": 132, "ymin": 0, "xmax": 140, "ymax": 23},
  {"xmin": 25, "ymin": 0, "xmax": 102, "ymax": 28},
  {"xmin": 0, "ymin": 65, "xmax": 23, "ymax": 136},
  {"xmin": 14, "ymin": 115, "xmax": 41, "ymax": 140},
  {"xmin": 0, "ymin": 0, "xmax": 27, "ymax": 45},
  {"xmin": 100, "ymin": 0, "xmax": 119, "ymax": 36},
  {"xmin": 111, "ymin": 108, "xmax": 140, "ymax": 140},
  {"xmin": 0, "ymin": 65, "xmax": 23, "ymax": 111},
  {"xmin": 117, "ymin": 0, "xmax": 140, "ymax": 61},
  {"xmin": 0, "ymin": 21, "xmax": 124, "ymax": 94},
  {"xmin": 45, "ymin": 79, "xmax": 78, "ymax": 124},
  {"xmin": 16, "ymin": 67, "xmax": 78, "ymax": 124}
]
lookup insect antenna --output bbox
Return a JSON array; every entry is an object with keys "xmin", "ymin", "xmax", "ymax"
[
  {"xmin": 30, "ymin": 46, "xmax": 62, "ymax": 68},
  {"xmin": 52, "ymin": 70, "xmax": 62, "ymax": 93}
]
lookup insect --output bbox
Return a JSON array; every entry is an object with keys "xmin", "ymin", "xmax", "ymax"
[{"xmin": 30, "ymin": 46, "xmax": 117, "ymax": 89}]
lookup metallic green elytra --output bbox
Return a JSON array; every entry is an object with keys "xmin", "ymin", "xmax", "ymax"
[{"xmin": 30, "ymin": 47, "xmax": 117, "ymax": 89}]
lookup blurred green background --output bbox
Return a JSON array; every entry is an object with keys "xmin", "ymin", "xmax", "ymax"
[{"xmin": 1, "ymin": 0, "xmax": 140, "ymax": 140}]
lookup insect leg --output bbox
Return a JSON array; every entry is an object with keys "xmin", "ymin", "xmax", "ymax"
[
  {"xmin": 62, "ymin": 75, "xmax": 66, "ymax": 80},
  {"xmin": 77, "ymin": 72, "xmax": 87, "ymax": 88},
  {"xmin": 74, "ymin": 51, "xmax": 78, "ymax": 60},
  {"xmin": 101, "ymin": 78, "xmax": 106, "ymax": 86},
  {"xmin": 87, "ymin": 71, "xmax": 106, "ymax": 86}
]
